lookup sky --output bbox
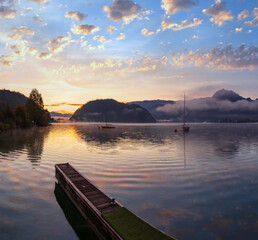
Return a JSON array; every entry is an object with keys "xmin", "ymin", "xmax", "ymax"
[{"xmin": 0, "ymin": 0, "xmax": 257, "ymax": 113}]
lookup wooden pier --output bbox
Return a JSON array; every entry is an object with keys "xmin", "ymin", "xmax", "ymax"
[{"xmin": 55, "ymin": 163, "xmax": 175, "ymax": 240}]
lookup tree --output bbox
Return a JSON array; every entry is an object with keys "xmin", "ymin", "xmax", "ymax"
[
  {"xmin": 28, "ymin": 89, "xmax": 44, "ymax": 109},
  {"xmin": 0, "ymin": 106, "xmax": 16, "ymax": 128},
  {"xmin": 26, "ymin": 89, "xmax": 50, "ymax": 126},
  {"xmin": 15, "ymin": 105, "xmax": 29, "ymax": 128}
]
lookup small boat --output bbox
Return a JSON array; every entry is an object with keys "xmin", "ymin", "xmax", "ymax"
[
  {"xmin": 96, "ymin": 110, "xmax": 115, "ymax": 129},
  {"xmin": 100, "ymin": 111, "xmax": 115, "ymax": 129},
  {"xmin": 181, "ymin": 123, "xmax": 190, "ymax": 132},
  {"xmin": 101, "ymin": 123, "xmax": 115, "ymax": 129},
  {"xmin": 181, "ymin": 93, "xmax": 190, "ymax": 132}
]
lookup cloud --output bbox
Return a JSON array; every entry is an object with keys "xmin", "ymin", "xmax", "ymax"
[
  {"xmin": 121, "ymin": 57, "xmax": 157, "ymax": 72},
  {"xmin": 88, "ymin": 44, "xmax": 96, "ymax": 50},
  {"xmin": 45, "ymin": 102, "xmax": 83, "ymax": 107},
  {"xmin": 0, "ymin": 72, "xmax": 15, "ymax": 80},
  {"xmin": 104, "ymin": 0, "xmax": 144, "ymax": 24},
  {"xmin": 245, "ymin": 8, "xmax": 258, "ymax": 27},
  {"xmin": 71, "ymin": 24, "xmax": 100, "ymax": 35},
  {"xmin": 0, "ymin": 6, "xmax": 17, "ymax": 19},
  {"xmin": 90, "ymin": 58, "xmax": 136, "ymax": 70},
  {"xmin": 0, "ymin": 0, "xmax": 18, "ymax": 5},
  {"xmin": 237, "ymin": 10, "xmax": 251, "ymax": 21},
  {"xmin": 154, "ymin": 74, "xmax": 184, "ymax": 80},
  {"xmin": 12, "ymin": 26, "xmax": 35, "ymax": 35},
  {"xmin": 141, "ymin": 28, "xmax": 154, "ymax": 36},
  {"xmin": 161, "ymin": 0, "xmax": 198, "ymax": 15},
  {"xmin": 31, "ymin": 0, "xmax": 48, "ymax": 4},
  {"xmin": 65, "ymin": 11, "xmax": 87, "ymax": 21},
  {"xmin": 48, "ymin": 36, "xmax": 71, "ymax": 52},
  {"xmin": 203, "ymin": 0, "xmax": 233, "ymax": 26},
  {"xmin": 68, "ymin": 103, "xmax": 83, "ymax": 106},
  {"xmin": 80, "ymin": 40, "xmax": 88, "ymax": 48},
  {"xmin": 9, "ymin": 33, "xmax": 21, "ymax": 38},
  {"xmin": 157, "ymin": 97, "xmax": 258, "ymax": 115},
  {"xmin": 88, "ymin": 56, "xmax": 157, "ymax": 74},
  {"xmin": 90, "ymin": 58, "xmax": 122, "ymax": 70},
  {"xmin": 116, "ymin": 33, "xmax": 125, "ymax": 40},
  {"xmin": 171, "ymin": 44, "xmax": 258, "ymax": 71},
  {"xmin": 27, "ymin": 47, "xmax": 39, "ymax": 55},
  {"xmin": 10, "ymin": 39, "xmax": 28, "ymax": 56},
  {"xmin": 161, "ymin": 21, "xmax": 177, "ymax": 30},
  {"xmin": 106, "ymin": 25, "xmax": 117, "ymax": 34},
  {"xmin": 9, "ymin": 44, "xmax": 17, "ymax": 50},
  {"xmin": 0, "ymin": 54, "xmax": 13, "ymax": 66},
  {"xmin": 93, "ymin": 35, "xmax": 111, "ymax": 44},
  {"xmin": 161, "ymin": 56, "xmax": 168, "ymax": 65},
  {"xmin": 37, "ymin": 52, "xmax": 52, "ymax": 59},
  {"xmin": 33, "ymin": 15, "xmax": 47, "ymax": 26},
  {"xmin": 161, "ymin": 18, "xmax": 202, "ymax": 31},
  {"xmin": 116, "ymin": 57, "xmax": 157, "ymax": 73},
  {"xmin": 235, "ymin": 27, "xmax": 242, "ymax": 33}
]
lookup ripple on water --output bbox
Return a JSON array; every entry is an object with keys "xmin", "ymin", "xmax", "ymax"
[{"xmin": 1, "ymin": 123, "xmax": 258, "ymax": 240}]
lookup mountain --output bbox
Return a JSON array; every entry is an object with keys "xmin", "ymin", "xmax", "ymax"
[
  {"xmin": 50, "ymin": 112, "xmax": 72, "ymax": 118},
  {"xmin": 129, "ymin": 100, "xmax": 175, "ymax": 120},
  {"xmin": 155, "ymin": 89, "xmax": 258, "ymax": 122},
  {"xmin": 70, "ymin": 99, "xmax": 156, "ymax": 123},
  {"xmin": 0, "ymin": 89, "xmax": 27, "ymax": 110},
  {"xmin": 212, "ymin": 88, "xmax": 245, "ymax": 102}
]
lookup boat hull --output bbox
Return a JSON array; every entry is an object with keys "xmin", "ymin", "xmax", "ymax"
[{"xmin": 181, "ymin": 125, "xmax": 190, "ymax": 132}]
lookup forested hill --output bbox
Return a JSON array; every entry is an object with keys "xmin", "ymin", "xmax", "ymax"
[
  {"xmin": 152, "ymin": 89, "xmax": 258, "ymax": 122},
  {"xmin": 129, "ymin": 100, "xmax": 175, "ymax": 121},
  {"xmin": 70, "ymin": 99, "xmax": 156, "ymax": 123},
  {"xmin": 0, "ymin": 89, "xmax": 27, "ymax": 110},
  {"xmin": 129, "ymin": 89, "xmax": 258, "ymax": 122},
  {"xmin": 0, "ymin": 88, "xmax": 51, "ymax": 130}
]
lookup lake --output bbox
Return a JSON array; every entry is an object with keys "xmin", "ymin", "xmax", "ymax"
[{"xmin": 0, "ymin": 123, "xmax": 258, "ymax": 240}]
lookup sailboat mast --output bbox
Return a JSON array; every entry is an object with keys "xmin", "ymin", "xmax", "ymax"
[{"xmin": 183, "ymin": 93, "xmax": 185, "ymax": 125}]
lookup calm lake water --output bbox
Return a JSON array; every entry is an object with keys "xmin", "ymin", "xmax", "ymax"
[{"xmin": 1, "ymin": 123, "xmax": 258, "ymax": 240}]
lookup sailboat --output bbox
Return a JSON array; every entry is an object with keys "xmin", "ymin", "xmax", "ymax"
[
  {"xmin": 101, "ymin": 111, "xmax": 115, "ymax": 129},
  {"xmin": 181, "ymin": 94, "xmax": 190, "ymax": 132},
  {"xmin": 101, "ymin": 123, "xmax": 115, "ymax": 129}
]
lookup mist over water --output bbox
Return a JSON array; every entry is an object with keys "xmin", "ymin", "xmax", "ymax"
[{"xmin": 0, "ymin": 123, "xmax": 258, "ymax": 239}]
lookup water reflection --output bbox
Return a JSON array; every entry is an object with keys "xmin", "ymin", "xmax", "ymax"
[
  {"xmin": 73, "ymin": 124, "xmax": 171, "ymax": 147},
  {"xmin": 54, "ymin": 183, "xmax": 99, "ymax": 240},
  {"xmin": 70, "ymin": 124, "xmax": 256, "ymax": 158},
  {"xmin": 180, "ymin": 124, "xmax": 258, "ymax": 158},
  {"xmin": 183, "ymin": 132, "xmax": 186, "ymax": 168},
  {"xmin": 1, "ymin": 123, "xmax": 258, "ymax": 240},
  {"xmin": 0, "ymin": 127, "xmax": 50, "ymax": 166}
]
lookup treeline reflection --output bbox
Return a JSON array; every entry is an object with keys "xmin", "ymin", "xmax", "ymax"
[
  {"xmin": 0, "ymin": 126, "xmax": 50, "ymax": 165},
  {"xmin": 73, "ymin": 125, "xmax": 171, "ymax": 146},
  {"xmin": 72, "ymin": 124, "xmax": 258, "ymax": 158},
  {"xmin": 1, "ymin": 124, "xmax": 258, "ymax": 165}
]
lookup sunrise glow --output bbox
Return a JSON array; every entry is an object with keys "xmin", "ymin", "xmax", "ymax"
[{"xmin": 1, "ymin": 0, "xmax": 257, "ymax": 113}]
